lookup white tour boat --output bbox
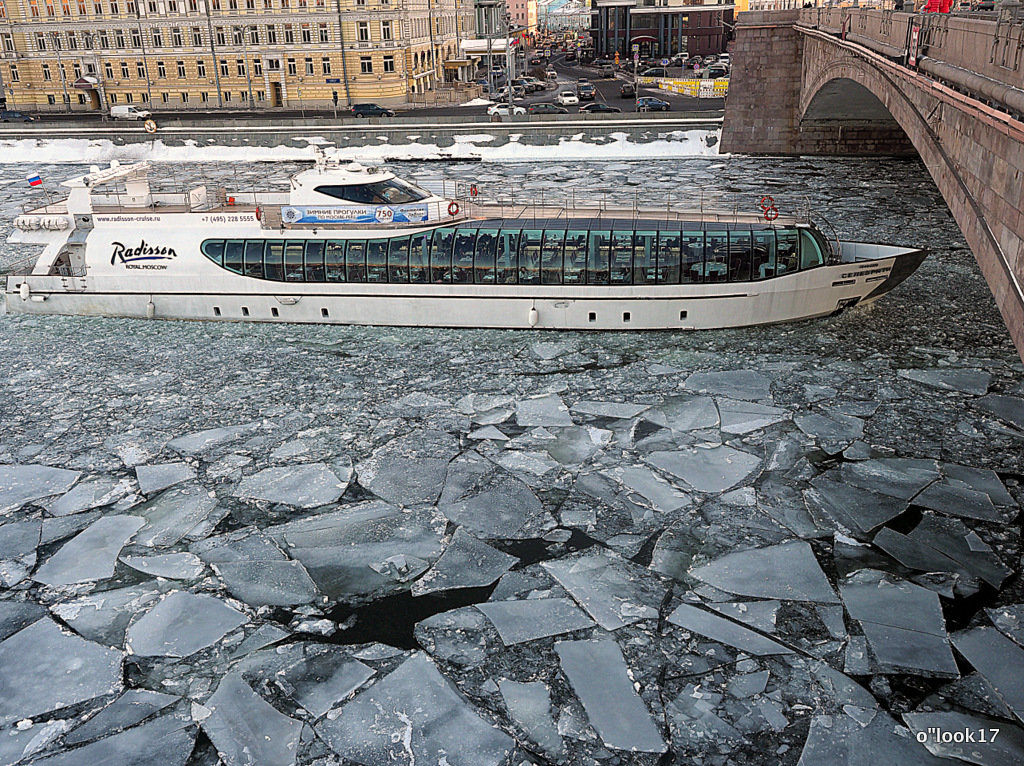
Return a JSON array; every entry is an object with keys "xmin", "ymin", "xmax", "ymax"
[{"xmin": 5, "ymin": 156, "xmax": 927, "ymax": 330}]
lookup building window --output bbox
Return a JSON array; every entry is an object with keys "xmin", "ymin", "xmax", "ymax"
[
  {"xmin": 188, "ymin": 0, "xmax": 197, "ymax": 9},
  {"xmin": 45, "ymin": 0, "xmax": 55, "ymax": 16},
  {"xmin": 356, "ymin": 0, "xmax": 364, "ymax": 5},
  {"xmin": 318, "ymin": 24, "xmax": 329, "ymax": 43},
  {"xmin": 321, "ymin": 57, "xmax": 330, "ymax": 75},
  {"xmin": 98, "ymin": 30, "xmax": 108, "ymax": 48},
  {"xmin": 181, "ymin": 92, "xmax": 188, "ymax": 103},
  {"xmin": 161, "ymin": 92, "xmax": 168, "ymax": 103},
  {"xmin": 115, "ymin": 30, "xmax": 125, "ymax": 48},
  {"xmin": 152, "ymin": 29, "xmax": 162, "ymax": 47},
  {"xmin": 131, "ymin": 29, "xmax": 141, "ymax": 48},
  {"xmin": 201, "ymin": 91, "xmax": 209, "ymax": 103},
  {"xmin": 108, "ymin": 0, "xmax": 116, "ymax": 11},
  {"xmin": 249, "ymin": 28, "xmax": 258, "ymax": 45},
  {"xmin": 120, "ymin": 61, "xmax": 129, "ymax": 78},
  {"xmin": 167, "ymin": 0, "xmax": 176, "ymax": 9},
  {"xmin": 237, "ymin": 59, "xmax": 245, "ymax": 76},
  {"xmin": 256, "ymin": 90, "xmax": 264, "ymax": 101},
  {"xmin": 252, "ymin": 57, "xmax": 262, "ymax": 76},
  {"xmin": 383, "ymin": 55, "xmax": 394, "ymax": 73},
  {"xmin": 109, "ymin": 93, "xmax": 117, "ymax": 104},
  {"xmin": 177, "ymin": 60, "xmax": 186, "ymax": 77},
  {"xmin": 246, "ymin": 0, "xmax": 254, "ymax": 7},
  {"xmin": 125, "ymin": 92, "xmax": 133, "ymax": 102},
  {"xmin": 228, "ymin": 0, "xmax": 237, "ymax": 8},
  {"xmin": 0, "ymin": 33, "xmax": 12, "ymax": 52},
  {"xmin": 220, "ymin": 59, "xmax": 229, "ymax": 76},
  {"xmin": 42, "ymin": 63, "xmax": 52, "ymax": 81},
  {"xmin": 301, "ymin": 25, "xmax": 311, "ymax": 44},
  {"xmin": 216, "ymin": 28, "xmax": 226, "ymax": 46},
  {"xmin": 78, "ymin": 93, "xmax": 87, "ymax": 104},
  {"xmin": 172, "ymin": 28, "xmax": 183, "ymax": 47},
  {"xmin": 223, "ymin": 91, "xmax": 231, "ymax": 102},
  {"xmin": 381, "ymin": 20, "xmax": 392, "ymax": 41},
  {"xmin": 68, "ymin": 33, "xmax": 78, "ymax": 50},
  {"xmin": 267, "ymin": 26, "xmax": 277, "ymax": 44},
  {"xmin": 232, "ymin": 27, "xmax": 242, "ymax": 46},
  {"xmin": 157, "ymin": 60, "xmax": 166, "ymax": 77},
  {"xmin": 92, "ymin": 0, "xmax": 100, "ymax": 12},
  {"xmin": 47, "ymin": 94, "xmax": 56, "ymax": 105},
  {"xmin": 304, "ymin": 57, "xmax": 313, "ymax": 75},
  {"xmin": 287, "ymin": 57, "xmax": 296, "ymax": 75},
  {"xmin": 76, "ymin": 0, "xmax": 86, "ymax": 13},
  {"xmin": 192, "ymin": 28, "xmax": 203, "ymax": 47},
  {"xmin": 357, "ymin": 22, "xmax": 369, "ymax": 42},
  {"xmin": 136, "ymin": 61, "xmax": 145, "ymax": 77},
  {"xmin": 73, "ymin": 63, "xmax": 81, "ymax": 78},
  {"xmin": 104, "ymin": 61, "xmax": 113, "ymax": 78},
  {"xmin": 36, "ymin": 33, "xmax": 46, "ymax": 51},
  {"xmin": 196, "ymin": 59, "xmax": 206, "ymax": 77},
  {"xmin": 240, "ymin": 90, "xmax": 247, "ymax": 101},
  {"xmin": 140, "ymin": 91, "xmax": 148, "ymax": 102},
  {"xmin": 284, "ymin": 25, "xmax": 294, "ymax": 44},
  {"xmin": 267, "ymin": 58, "xmax": 280, "ymax": 71},
  {"xmin": 360, "ymin": 56, "xmax": 372, "ymax": 74},
  {"xmin": 9, "ymin": 64, "xmax": 18, "ymax": 82}
]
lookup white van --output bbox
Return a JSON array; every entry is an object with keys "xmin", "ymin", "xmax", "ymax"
[{"xmin": 110, "ymin": 105, "xmax": 152, "ymax": 120}]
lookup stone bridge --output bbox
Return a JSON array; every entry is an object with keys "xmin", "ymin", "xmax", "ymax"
[{"xmin": 722, "ymin": 8, "xmax": 1024, "ymax": 361}]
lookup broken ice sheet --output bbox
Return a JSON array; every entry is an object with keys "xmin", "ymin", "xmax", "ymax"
[
  {"xmin": 837, "ymin": 458, "xmax": 940, "ymax": 501},
  {"xmin": 903, "ymin": 711, "xmax": 1024, "ymax": 766},
  {"xmin": 477, "ymin": 597, "xmax": 595, "ymax": 646},
  {"xmin": 65, "ymin": 688, "xmax": 179, "ymax": 745},
  {"xmin": 202, "ymin": 672, "xmax": 303, "ymax": 766},
  {"xmin": 972, "ymin": 393, "xmax": 1024, "ymax": 430},
  {"xmin": 645, "ymin": 395, "xmax": 719, "ymax": 432},
  {"xmin": 707, "ymin": 601, "xmax": 781, "ymax": 633},
  {"xmin": 438, "ymin": 452, "xmax": 544, "ymax": 539},
  {"xmin": 316, "ymin": 653, "xmax": 513, "ymax": 765},
  {"xmin": 34, "ymin": 514, "xmax": 144, "ymax": 587},
  {"xmin": 943, "ymin": 463, "xmax": 1017, "ymax": 508},
  {"xmin": 499, "ymin": 679, "xmax": 565, "ymax": 760},
  {"xmin": 900, "ymin": 513, "xmax": 1013, "ymax": 589},
  {"xmin": 166, "ymin": 422, "xmax": 261, "ymax": 456},
  {"xmin": 32, "ymin": 711, "xmax": 197, "ymax": 766},
  {"xmin": 51, "ymin": 581, "xmax": 168, "ymax": 646},
  {"xmin": 840, "ymin": 569, "xmax": 959, "ymax": 678},
  {"xmin": 516, "ymin": 394, "xmax": 574, "ymax": 427},
  {"xmin": 545, "ymin": 426, "xmax": 613, "ymax": 465},
  {"xmin": 600, "ymin": 464, "xmax": 689, "ymax": 513},
  {"xmin": 126, "ymin": 591, "xmax": 247, "ymax": 658},
  {"xmin": 43, "ymin": 477, "xmax": 131, "ymax": 516},
  {"xmin": 0, "ymin": 617, "xmax": 123, "ymax": 727},
  {"xmin": 135, "ymin": 462, "xmax": 196, "ymax": 496},
  {"xmin": 952, "ymin": 626, "xmax": 1024, "ymax": 723},
  {"xmin": 792, "ymin": 411, "xmax": 864, "ymax": 452},
  {"xmin": 690, "ymin": 540, "xmax": 839, "ymax": 603},
  {"xmin": 898, "ymin": 367, "xmax": 992, "ymax": 395},
  {"xmin": 0, "ymin": 600, "xmax": 45, "ymax": 641},
  {"xmin": 0, "ymin": 520, "xmax": 40, "ymax": 587},
  {"xmin": 121, "ymin": 552, "xmax": 205, "ymax": 580},
  {"xmin": 717, "ymin": 398, "xmax": 789, "ymax": 435},
  {"xmin": 542, "ymin": 551, "xmax": 664, "ymax": 630},
  {"xmin": 683, "ymin": 369, "xmax": 773, "ymax": 401},
  {"xmin": 213, "ymin": 559, "xmax": 320, "ymax": 607},
  {"xmin": 987, "ymin": 604, "xmax": 1024, "ymax": 646},
  {"xmin": 667, "ymin": 603, "xmax": 794, "ymax": 656},
  {"xmin": 804, "ymin": 476, "xmax": 907, "ymax": 539},
  {"xmin": 412, "ymin": 528, "xmax": 517, "ymax": 596},
  {"xmin": 797, "ymin": 712, "xmax": 947, "ymax": 766},
  {"xmin": 134, "ymin": 483, "xmax": 218, "ymax": 548},
  {"xmin": 356, "ymin": 429, "xmax": 458, "ymax": 506},
  {"xmin": 0, "ymin": 464, "xmax": 81, "ymax": 513},
  {"xmin": 555, "ymin": 639, "xmax": 666, "ymax": 753},
  {"xmin": 647, "ymin": 444, "xmax": 761, "ymax": 494},
  {"xmin": 912, "ymin": 481, "xmax": 1003, "ymax": 522},
  {"xmin": 234, "ymin": 462, "xmax": 347, "ymax": 508},
  {"xmin": 570, "ymin": 400, "xmax": 649, "ymax": 420}
]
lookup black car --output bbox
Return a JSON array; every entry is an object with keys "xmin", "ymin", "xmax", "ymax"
[
  {"xmin": 0, "ymin": 110, "xmax": 35, "ymax": 122},
  {"xmin": 619, "ymin": 82, "xmax": 636, "ymax": 98},
  {"xmin": 580, "ymin": 103, "xmax": 622, "ymax": 114},
  {"xmin": 351, "ymin": 103, "xmax": 394, "ymax": 118},
  {"xmin": 577, "ymin": 83, "xmax": 596, "ymax": 101},
  {"xmin": 635, "ymin": 97, "xmax": 670, "ymax": 112},
  {"xmin": 528, "ymin": 103, "xmax": 569, "ymax": 115},
  {"xmin": 564, "ymin": 50, "xmax": 577, "ymax": 62}
]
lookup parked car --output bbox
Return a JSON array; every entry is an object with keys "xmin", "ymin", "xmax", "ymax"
[
  {"xmin": 599, "ymin": 64, "xmax": 616, "ymax": 78},
  {"xmin": 522, "ymin": 76, "xmax": 546, "ymax": 91},
  {"xmin": 704, "ymin": 64, "xmax": 730, "ymax": 79},
  {"xmin": 577, "ymin": 83, "xmax": 596, "ymax": 100},
  {"xmin": 592, "ymin": 58, "xmax": 614, "ymax": 68},
  {"xmin": 619, "ymin": 82, "xmax": 636, "ymax": 98},
  {"xmin": 110, "ymin": 105, "xmax": 152, "ymax": 120},
  {"xmin": 487, "ymin": 103, "xmax": 526, "ymax": 116},
  {"xmin": 351, "ymin": 103, "xmax": 394, "ymax": 118},
  {"xmin": 0, "ymin": 110, "xmax": 35, "ymax": 122},
  {"xmin": 635, "ymin": 96, "xmax": 670, "ymax": 112},
  {"xmin": 580, "ymin": 103, "xmax": 622, "ymax": 114},
  {"xmin": 555, "ymin": 90, "xmax": 579, "ymax": 106},
  {"xmin": 528, "ymin": 102, "xmax": 570, "ymax": 114},
  {"xmin": 529, "ymin": 56, "xmax": 543, "ymax": 65},
  {"xmin": 686, "ymin": 55, "xmax": 704, "ymax": 69},
  {"xmin": 718, "ymin": 54, "xmax": 731, "ymax": 66},
  {"xmin": 702, "ymin": 55, "xmax": 718, "ymax": 65},
  {"xmin": 640, "ymin": 67, "xmax": 667, "ymax": 78},
  {"xmin": 564, "ymin": 50, "xmax": 577, "ymax": 62}
]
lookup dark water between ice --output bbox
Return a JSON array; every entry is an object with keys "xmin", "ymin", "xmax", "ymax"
[{"xmin": 1, "ymin": 155, "xmax": 1023, "ymax": 766}]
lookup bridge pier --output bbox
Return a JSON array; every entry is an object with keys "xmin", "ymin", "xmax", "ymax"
[{"xmin": 722, "ymin": 10, "xmax": 1024, "ymax": 362}]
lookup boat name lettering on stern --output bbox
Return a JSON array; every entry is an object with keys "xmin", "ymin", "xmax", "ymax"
[{"xmin": 110, "ymin": 240, "xmax": 178, "ymax": 268}]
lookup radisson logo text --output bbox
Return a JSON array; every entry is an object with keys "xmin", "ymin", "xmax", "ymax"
[{"xmin": 110, "ymin": 240, "xmax": 177, "ymax": 266}]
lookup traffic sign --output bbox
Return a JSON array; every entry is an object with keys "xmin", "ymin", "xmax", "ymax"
[
  {"xmin": 326, "ymin": 78, "xmax": 341, "ymax": 83},
  {"xmin": 633, "ymin": 53, "xmax": 639, "ymax": 63},
  {"xmin": 660, "ymin": 58, "xmax": 669, "ymax": 66},
  {"xmin": 631, "ymin": 44, "xmax": 639, "ymax": 53}
]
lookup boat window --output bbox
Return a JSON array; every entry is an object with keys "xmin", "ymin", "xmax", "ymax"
[
  {"xmin": 201, "ymin": 239, "xmax": 224, "ymax": 266},
  {"xmin": 519, "ymin": 230, "xmax": 542, "ymax": 285},
  {"xmin": 325, "ymin": 240, "xmax": 346, "ymax": 282},
  {"xmin": 729, "ymin": 230, "xmax": 752, "ymax": 282},
  {"xmin": 244, "ymin": 240, "xmax": 265, "ymax": 279},
  {"xmin": 611, "ymin": 231, "xmax": 633, "ymax": 285},
  {"xmin": 452, "ymin": 229, "xmax": 477, "ymax": 284},
  {"xmin": 587, "ymin": 231, "xmax": 610, "ymax": 285},
  {"xmin": 563, "ymin": 230, "xmax": 587, "ymax": 284},
  {"xmin": 430, "ymin": 227, "xmax": 454, "ymax": 282},
  {"xmin": 704, "ymin": 231, "xmax": 729, "ymax": 283},
  {"xmin": 284, "ymin": 241, "xmax": 305, "ymax": 281},
  {"xmin": 409, "ymin": 233, "xmax": 429, "ymax": 283},
  {"xmin": 313, "ymin": 177, "xmax": 430, "ymax": 205},
  {"xmin": 634, "ymin": 231, "xmax": 657, "ymax": 285},
  {"xmin": 752, "ymin": 230, "xmax": 777, "ymax": 280},
  {"xmin": 800, "ymin": 228, "xmax": 825, "ymax": 270},
  {"xmin": 264, "ymin": 241, "xmax": 285, "ymax": 281},
  {"xmin": 304, "ymin": 240, "xmax": 325, "ymax": 282},
  {"xmin": 475, "ymin": 228, "xmax": 498, "ymax": 284},
  {"xmin": 388, "ymin": 237, "xmax": 410, "ymax": 283},
  {"xmin": 496, "ymin": 229, "xmax": 519, "ymax": 284},
  {"xmin": 346, "ymin": 239, "xmax": 366, "ymax": 282},
  {"xmin": 777, "ymin": 228, "xmax": 799, "ymax": 274},
  {"xmin": 681, "ymin": 231, "xmax": 704, "ymax": 283},
  {"xmin": 366, "ymin": 239, "xmax": 388, "ymax": 283},
  {"xmin": 224, "ymin": 240, "xmax": 244, "ymax": 275},
  {"xmin": 657, "ymin": 231, "xmax": 681, "ymax": 284},
  {"xmin": 541, "ymin": 230, "xmax": 565, "ymax": 285}
]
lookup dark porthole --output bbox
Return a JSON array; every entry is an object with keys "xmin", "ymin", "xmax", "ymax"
[
  {"xmin": 213, "ymin": 306, "xmax": 221, "ymax": 316},
  {"xmin": 242, "ymin": 306, "xmax": 250, "ymax": 317},
  {"xmin": 321, "ymin": 308, "xmax": 329, "ymax": 318},
  {"xmin": 623, "ymin": 311, "xmax": 631, "ymax": 323},
  {"xmin": 588, "ymin": 311, "xmax": 596, "ymax": 322},
  {"xmin": 271, "ymin": 307, "xmax": 279, "ymax": 317},
  {"xmin": 680, "ymin": 310, "xmax": 688, "ymax": 320}
]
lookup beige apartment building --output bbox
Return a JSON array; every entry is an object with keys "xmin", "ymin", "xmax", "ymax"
[{"xmin": 0, "ymin": 0, "xmax": 476, "ymax": 112}]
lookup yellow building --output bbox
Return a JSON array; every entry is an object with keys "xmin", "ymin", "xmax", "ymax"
[{"xmin": 0, "ymin": 0, "xmax": 477, "ymax": 112}]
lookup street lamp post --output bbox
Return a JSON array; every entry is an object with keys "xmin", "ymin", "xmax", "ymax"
[
  {"xmin": 503, "ymin": 6, "xmax": 513, "ymax": 108},
  {"xmin": 203, "ymin": 2, "xmax": 224, "ymax": 108},
  {"xmin": 49, "ymin": 32, "xmax": 72, "ymax": 112},
  {"xmin": 81, "ymin": 32, "xmax": 106, "ymax": 115},
  {"xmin": 134, "ymin": 12, "xmax": 154, "ymax": 110},
  {"xmin": 296, "ymin": 76, "xmax": 305, "ymax": 118},
  {"xmin": 240, "ymin": 25, "xmax": 255, "ymax": 109}
]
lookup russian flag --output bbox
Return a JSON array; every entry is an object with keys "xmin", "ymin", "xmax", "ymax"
[{"xmin": 27, "ymin": 174, "xmax": 42, "ymax": 187}]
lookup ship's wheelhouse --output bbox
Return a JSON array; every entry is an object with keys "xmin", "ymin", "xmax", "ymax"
[{"xmin": 200, "ymin": 221, "xmax": 832, "ymax": 285}]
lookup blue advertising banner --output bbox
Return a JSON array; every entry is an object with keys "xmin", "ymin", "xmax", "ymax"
[{"xmin": 281, "ymin": 205, "xmax": 429, "ymax": 224}]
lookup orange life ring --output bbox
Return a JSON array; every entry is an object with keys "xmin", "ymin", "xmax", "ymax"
[
  {"xmin": 759, "ymin": 195, "xmax": 774, "ymax": 208},
  {"xmin": 470, "ymin": 184, "xmax": 479, "ymax": 198},
  {"xmin": 448, "ymin": 201, "xmax": 460, "ymax": 216},
  {"xmin": 764, "ymin": 207, "xmax": 779, "ymax": 222}
]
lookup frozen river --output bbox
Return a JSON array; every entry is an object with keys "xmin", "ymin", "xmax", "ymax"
[{"xmin": 1, "ymin": 153, "xmax": 1024, "ymax": 766}]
